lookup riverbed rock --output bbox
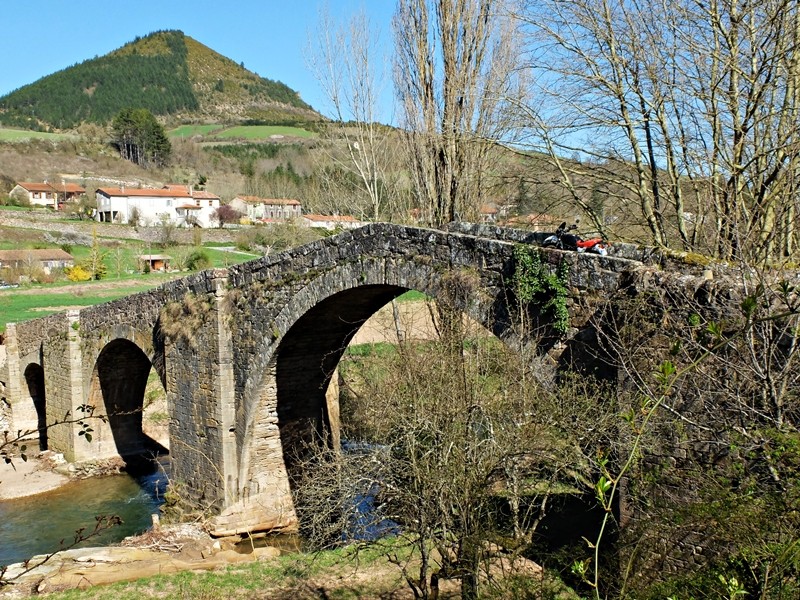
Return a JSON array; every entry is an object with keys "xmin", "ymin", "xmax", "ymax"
[{"xmin": 0, "ymin": 523, "xmax": 279, "ymax": 597}]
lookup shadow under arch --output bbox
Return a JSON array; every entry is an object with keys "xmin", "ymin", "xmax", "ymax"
[
  {"xmin": 89, "ymin": 338, "xmax": 168, "ymax": 473},
  {"xmin": 275, "ymin": 284, "xmax": 409, "ymax": 470},
  {"xmin": 24, "ymin": 363, "xmax": 47, "ymax": 451}
]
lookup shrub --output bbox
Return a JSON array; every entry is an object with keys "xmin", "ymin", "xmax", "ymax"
[
  {"xmin": 65, "ymin": 265, "xmax": 92, "ymax": 281},
  {"xmin": 185, "ymin": 249, "xmax": 212, "ymax": 271}
]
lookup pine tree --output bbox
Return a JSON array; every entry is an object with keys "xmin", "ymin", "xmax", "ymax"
[{"xmin": 110, "ymin": 107, "xmax": 171, "ymax": 168}]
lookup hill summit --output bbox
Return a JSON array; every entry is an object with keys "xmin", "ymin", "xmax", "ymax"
[{"xmin": 0, "ymin": 30, "xmax": 320, "ymax": 131}]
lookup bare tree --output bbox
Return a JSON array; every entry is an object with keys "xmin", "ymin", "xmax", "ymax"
[
  {"xmin": 517, "ymin": 0, "xmax": 800, "ymax": 261},
  {"xmin": 394, "ymin": 0, "xmax": 526, "ymax": 226},
  {"xmin": 307, "ymin": 7, "xmax": 399, "ymax": 221},
  {"xmin": 292, "ymin": 278, "xmax": 612, "ymax": 600}
]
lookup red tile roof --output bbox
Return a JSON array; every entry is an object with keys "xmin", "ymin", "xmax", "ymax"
[
  {"xmin": 97, "ymin": 187, "xmax": 192, "ymax": 198},
  {"xmin": 234, "ymin": 195, "xmax": 300, "ymax": 205},
  {"xmin": 191, "ymin": 190, "xmax": 220, "ymax": 200},
  {"xmin": 303, "ymin": 214, "xmax": 358, "ymax": 222},
  {"xmin": 59, "ymin": 183, "xmax": 86, "ymax": 193},
  {"xmin": 17, "ymin": 182, "xmax": 85, "ymax": 193}
]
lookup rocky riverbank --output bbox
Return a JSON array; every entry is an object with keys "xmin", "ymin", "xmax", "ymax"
[{"xmin": 0, "ymin": 523, "xmax": 282, "ymax": 598}]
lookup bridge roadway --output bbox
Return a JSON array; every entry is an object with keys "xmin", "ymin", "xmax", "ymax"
[{"xmin": 0, "ymin": 222, "xmax": 693, "ymax": 535}]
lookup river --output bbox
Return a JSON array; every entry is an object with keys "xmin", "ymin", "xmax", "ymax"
[{"xmin": 0, "ymin": 466, "xmax": 167, "ymax": 566}]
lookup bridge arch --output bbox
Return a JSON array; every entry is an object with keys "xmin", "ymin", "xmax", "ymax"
[
  {"xmin": 232, "ymin": 255, "xmax": 510, "ymax": 523},
  {"xmin": 23, "ymin": 362, "xmax": 47, "ymax": 451},
  {"xmin": 86, "ymin": 337, "xmax": 168, "ymax": 470}
]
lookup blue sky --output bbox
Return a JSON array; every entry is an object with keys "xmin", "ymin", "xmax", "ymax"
[{"xmin": 0, "ymin": 0, "xmax": 395, "ymax": 121}]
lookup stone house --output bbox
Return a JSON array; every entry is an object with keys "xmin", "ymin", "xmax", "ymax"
[{"xmin": 229, "ymin": 196, "xmax": 303, "ymax": 222}]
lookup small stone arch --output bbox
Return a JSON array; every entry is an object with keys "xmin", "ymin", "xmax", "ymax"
[
  {"xmin": 23, "ymin": 363, "xmax": 47, "ymax": 451},
  {"xmin": 87, "ymin": 338, "xmax": 168, "ymax": 471}
]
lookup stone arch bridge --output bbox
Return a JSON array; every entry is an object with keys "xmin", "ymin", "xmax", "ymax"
[{"xmin": 0, "ymin": 222, "xmax": 723, "ymax": 535}]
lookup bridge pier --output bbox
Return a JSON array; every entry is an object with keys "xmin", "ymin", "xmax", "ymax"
[{"xmin": 166, "ymin": 273, "xmax": 242, "ymax": 519}]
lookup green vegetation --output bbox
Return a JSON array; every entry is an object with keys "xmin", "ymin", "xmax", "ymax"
[
  {"xmin": 173, "ymin": 126, "xmax": 315, "ymax": 142},
  {"xmin": 512, "ymin": 244, "xmax": 570, "ymax": 334},
  {"xmin": 211, "ymin": 125, "xmax": 316, "ymax": 140},
  {"xmin": 396, "ymin": 290, "xmax": 428, "ymax": 302},
  {"xmin": 34, "ymin": 540, "xmax": 440, "ymax": 600},
  {"xmin": 0, "ymin": 228, "xmax": 260, "ymax": 331},
  {"xmin": 0, "ymin": 128, "xmax": 77, "ymax": 142},
  {"xmin": 0, "ymin": 281, "xmax": 172, "ymax": 325},
  {"xmin": 167, "ymin": 124, "xmax": 226, "ymax": 137},
  {"xmin": 111, "ymin": 108, "xmax": 172, "ymax": 167},
  {"xmin": 203, "ymin": 141, "xmax": 304, "ymax": 162}
]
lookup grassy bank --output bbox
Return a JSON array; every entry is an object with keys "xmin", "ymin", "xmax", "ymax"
[
  {"xmin": 41, "ymin": 543, "xmax": 413, "ymax": 600},
  {"xmin": 34, "ymin": 539, "xmax": 570, "ymax": 600}
]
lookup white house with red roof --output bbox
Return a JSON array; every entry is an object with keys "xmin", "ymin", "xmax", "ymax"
[
  {"xmin": 229, "ymin": 195, "xmax": 302, "ymax": 222},
  {"xmin": 94, "ymin": 185, "xmax": 221, "ymax": 228}
]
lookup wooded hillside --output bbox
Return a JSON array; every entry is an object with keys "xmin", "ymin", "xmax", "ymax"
[{"xmin": 0, "ymin": 30, "xmax": 319, "ymax": 131}]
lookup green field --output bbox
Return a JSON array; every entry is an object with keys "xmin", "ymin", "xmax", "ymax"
[
  {"xmin": 0, "ymin": 280, "xmax": 175, "ymax": 326},
  {"xmin": 0, "ymin": 241, "xmax": 261, "ymax": 330},
  {"xmin": 0, "ymin": 127, "xmax": 77, "ymax": 142},
  {"xmin": 209, "ymin": 125, "xmax": 315, "ymax": 140},
  {"xmin": 167, "ymin": 124, "xmax": 227, "ymax": 138}
]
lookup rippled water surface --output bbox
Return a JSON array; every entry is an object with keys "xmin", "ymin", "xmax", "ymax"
[{"xmin": 0, "ymin": 468, "xmax": 166, "ymax": 566}]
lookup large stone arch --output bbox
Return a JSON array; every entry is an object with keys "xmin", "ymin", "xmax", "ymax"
[
  {"xmin": 86, "ymin": 337, "xmax": 167, "ymax": 471},
  {"xmin": 220, "ymin": 255, "xmax": 512, "ymax": 533}
]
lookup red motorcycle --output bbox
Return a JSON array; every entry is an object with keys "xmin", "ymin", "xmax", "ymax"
[{"xmin": 542, "ymin": 222, "xmax": 609, "ymax": 256}]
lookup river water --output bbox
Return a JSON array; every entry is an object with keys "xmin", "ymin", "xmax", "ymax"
[{"xmin": 0, "ymin": 467, "xmax": 167, "ymax": 566}]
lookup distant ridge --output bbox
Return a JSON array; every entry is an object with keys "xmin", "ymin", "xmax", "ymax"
[{"xmin": 0, "ymin": 30, "xmax": 321, "ymax": 131}]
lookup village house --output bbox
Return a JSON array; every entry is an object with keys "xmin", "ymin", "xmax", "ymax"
[
  {"xmin": 301, "ymin": 214, "xmax": 363, "ymax": 230},
  {"xmin": 94, "ymin": 185, "xmax": 221, "ymax": 228},
  {"xmin": 0, "ymin": 249, "xmax": 74, "ymax": 275},
  {"xmin": 229, "ymin": 195, "xmax": 302, "ymax": 222},
  {"xmin": 9, "ymin": 181, "xmax": 86, "ymax": 210}
]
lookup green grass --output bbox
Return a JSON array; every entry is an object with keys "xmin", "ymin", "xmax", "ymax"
[
  {"xmin": 0, "ymin": 244, "xmax": 260, "ymax": 330},
  {"xmin": 345, "ymin": 341, "xmax": 399, "ymax": 358},
  {"xmin": 0, "ymin": 127, "xmax": 76, "ymax": 142},
  {"xmin": 0, "ymin": 204, "xmax": 44, "ymax": 213},
  {"xmin": 210, "ymin": 125, "xmax": 316, "ymax": 139},
  {"xmin": 38, "ymin": 541, "xmax": 410, "ymax": 600},
  {"xmin": 203, "ymin": 246, "xmax": 262, "ymax": 268},
  {"xmin": 167, "ymin": 124, "xmax": 226, "ymax": 138},
  {"xmin": 167, "ymin": 124, "xmax": 316, "ymax": 141},
  {"xmin": 0, "ymin": 281, "xmax": 172, "ymax": 326},
  {"xmin": 396, "ymin": 290, "xmax": 428, "ymax": 302}
]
